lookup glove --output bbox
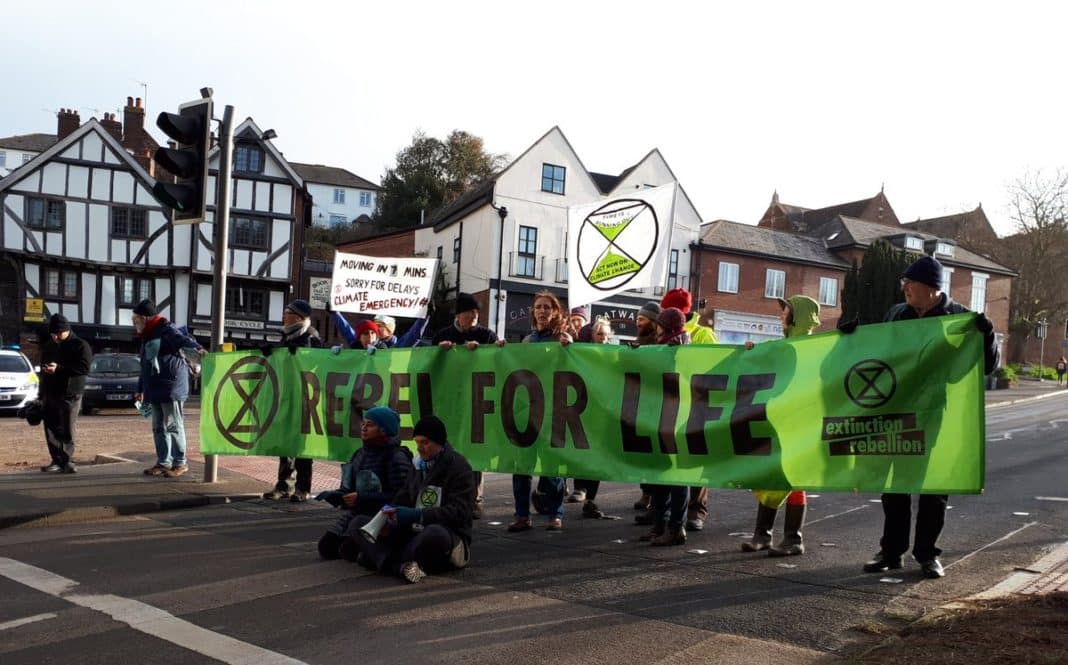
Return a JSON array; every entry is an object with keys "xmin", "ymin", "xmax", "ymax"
[
  {"xmin": 366, "ymin": 345, "xmax": 377, "ymax": 356},
  {"xmin": 974, "ymin": 312, "xmax": 994, "ymax": 335},
  {"xmin": 392, "ymin": 506, "xmax": 422, "ymax": 528},
  {"xmin": 837, "ymin": 318, "xmax": 859, "ymax": 335},
  {"xmin": 259, "ymin": 344, "xmax": 273, "ymax": 357},
  {"xmin": 314, "ymin": 490, "xmax": 343, "ymax": 508},
  {"xmin": 330, "ymin": 345, "xmax": 342, "ymax": 355},
  {"xmin": 287, "ymin": 344, "xmax": 299, "ymax": 356}
]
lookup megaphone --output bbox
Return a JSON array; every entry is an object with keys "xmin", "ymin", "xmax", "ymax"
[{"xmin": 359, "ymin": 507, "xmax": 391, "ymax": 544}]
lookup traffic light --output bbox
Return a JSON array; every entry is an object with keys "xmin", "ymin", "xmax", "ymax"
[{"xmin": 152, "ymin": 97, "xmax": 212, "ymax": 223}]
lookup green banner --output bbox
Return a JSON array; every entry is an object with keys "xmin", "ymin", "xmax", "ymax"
[{"xmin": 200, "ymin": 313, "xmax": 986, "ymax": 494}]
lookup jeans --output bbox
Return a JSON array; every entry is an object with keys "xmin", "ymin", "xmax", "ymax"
[
  {"xmin": 513, "ymin": 475, "xmax": 565, "ymax": 519},
  {"xmin": 346, "ymin": 515, "xmax": 465, "ymax": 574},
  {"xmin": 151, "ymin": 400, "xmax": 187, "ymax": 467}
]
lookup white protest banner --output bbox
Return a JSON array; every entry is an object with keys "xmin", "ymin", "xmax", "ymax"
[
  {"xmin": 567, "ymin": 182, "xmax": 677, "ymax": 308},
  {"xmin": 331, "ymin": 251, "xmax": 439, "ymax": 318}
]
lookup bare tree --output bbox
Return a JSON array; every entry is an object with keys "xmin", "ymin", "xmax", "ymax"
[{"xmin": 1001, "ymin": 170, "xmax": 1068, "ymax": 362}]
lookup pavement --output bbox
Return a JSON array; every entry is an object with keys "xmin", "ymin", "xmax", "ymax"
[{"xmin": 1, "ymin": 380, "xmax": 1065, "ymax": 593}]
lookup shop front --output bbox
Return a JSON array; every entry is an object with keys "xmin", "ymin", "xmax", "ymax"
[{"xmin": 712, "ymin": 309, "xmax": 783, "ymax": 345}]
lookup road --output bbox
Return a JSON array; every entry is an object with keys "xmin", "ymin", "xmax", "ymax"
[{"xmin": 0, "ymin": 396, "xmax": 1065, "ymax": 664}]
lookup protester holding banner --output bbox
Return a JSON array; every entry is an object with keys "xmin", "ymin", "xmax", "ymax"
[
  {"xmin": 631, "ymin": 301, "xmax": 661, "ymax": 513},
  {"xmin": 565, "ymin": 317, "xmax": 613, "ymax": 518},
  {"xmin": 374, "ymin": 314, "xmax": 429, "ymax": 348},
  {"xmin": 858, "ymin": 256, "xmax": 999, "ymax": 580},
  {"xmin": 347, "ymin": 416, "xmax": 476, "ymax": 584},
  {"xmin": 639, "ymin": 307, "xmax": 691, "ymax": 546},
  {"xmin": 509, "ymin": 291, "xmax": 569, "ymax": 532},
  {"xmin": 262, "ymin": 300, "xmax": 322, "ymax": 502},
  {"xmin": 316, "ymin": 407, "xmax": 413, "ymax": 561},
  {"xmin": 431, "ymin": 293, "xmax": 503, "ymax": 518},
  {"xmin": 330, "ymin": 312, "xmax": 389, "ymax": 352},
  {"xmin": 661, "ymin": 288, "xmax": 714, "ymax": 531},
  {"xmin": 740, "ymin": 295, "xmax": 820, "ymax": 556}
]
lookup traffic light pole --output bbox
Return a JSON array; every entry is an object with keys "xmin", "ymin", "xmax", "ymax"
[{"xmin": 204, "ymin": 104, "xmax": 234, "ymax": 484}]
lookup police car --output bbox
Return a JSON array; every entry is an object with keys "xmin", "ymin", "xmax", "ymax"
[{"xmin": 0, "ymin": 347, "xmax": 40, "ymax": 413}]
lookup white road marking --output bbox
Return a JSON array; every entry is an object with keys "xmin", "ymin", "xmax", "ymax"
[
  {"xmin": 1036, "ymin": 496, "xmax": 1068, "ymax": 502},
  {"xmin": 807, "ymin": 504, "xmax": 869, "ymax": 525},
  {"xmin": 0, "ymin": 613, "xmax": 57, "ymax": 631},
  {"xmin": 0, "ymin": 557, "xmax": 307, "ymax": 665},
  {"xmin": 945, "ymin": 521, "xmax": 1039, "ymax": 570}
]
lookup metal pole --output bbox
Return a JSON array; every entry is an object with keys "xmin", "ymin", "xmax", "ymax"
[
  {"xmin": 1040, "ymin": 326, "xmax": 1047, "ymax": 382},
  {"xmin": 494, "ymin": 206, "xmax": 507, "ymax": 337},
  {"xmin": 204, "ymin": 104, "xmax": 234, "ymax": 483}
]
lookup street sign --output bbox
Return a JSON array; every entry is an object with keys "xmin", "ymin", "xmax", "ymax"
[
  {"xmin": 1036, "ymin": 321, "xmax": 1048, "ymax": 340},
  {"xmin": 23, "ymin": 298, "xmax": 44, "ymax": 322}
]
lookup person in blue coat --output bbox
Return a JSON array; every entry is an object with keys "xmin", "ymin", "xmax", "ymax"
[{"xmin": 133, "ymin": 299, "xmax": 206, "ymax": 478}]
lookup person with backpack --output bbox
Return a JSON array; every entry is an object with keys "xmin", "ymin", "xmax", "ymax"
[{"xmin": 1056, "ymin": 357, "xmax": 1066, "ymax": 386}]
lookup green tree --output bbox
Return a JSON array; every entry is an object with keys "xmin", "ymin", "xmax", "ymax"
[
  {"xmin": 375, "ymin": 130, "xmax": 507, "ymax": 229},
  {"xmin": 841, "ymin": 240, "xmax": 919, "ymax": 324}
]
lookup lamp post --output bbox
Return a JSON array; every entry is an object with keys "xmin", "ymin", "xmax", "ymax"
[
  {"xmin": 1037, "ymin": 320, "xmax": 1049, "ymax": 381},
  {"xmin": 491, "ymin": 204, "xmax": 508, "ymax": 336}
]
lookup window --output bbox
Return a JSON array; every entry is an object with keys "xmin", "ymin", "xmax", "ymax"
[
  {"xmin": 718, "ymin": 261, "xmax": 739, "ymax": 293},
  {"xmin": 819, "ymin": 277, "xmax": 839, "ymax": 307},
  {"xmin": 936, "ymin": 242, "xmax": 955, "ymax": 257},
  {"xmin": 516, "ymin": 225, "xmax": 538, "ymax": 277},
  {"xmin": 44, "ymin": 268, "xmax": 79, "ymax": 300},
  {"xmin": 25, "ymin": 197, "xmax": 65, "ymax": 230},
  {"xmin": 943, "ymin": 267, "xmax": 954, "ymax": 295},
  {"xmin": 667, "ymin": 249, "xmax": 680, "ymax": 290},
  {"xmin": 110, "ymin": 207, "xmax": 147, "ymax": 238},
  {"xmin": 0, "ymin": 151, "xmax": 5, "ymax": 168},
  {"xmin": 229, "ymin": 216, "xmax": 270, "ymax": 250},
  {"xmin": 764, "ymin": 269, "xmax": 786, "ymax": 299},
  {"xmin": 328, "ymin": 214, "xmax": 347, "ymax": 228},
  {"xmin": 233, "ymin": 144, "xmax": 264, "ymax": 173},
  {"xmin": 359, "ymin": 191, "xmax": 372, "ymax": 207},
  {"xmin": 971, "ymin": 273, "xmax": 988, "ymax": 313},
  {"xmin": 453, "ymin": 237, "xmax": 460, "ymax": 263},
  {"xmin": 437, "ymin": 246, "xmax": 443, "ymax": 260},
  {"xmin": 225, "ymin": 286, "xmax": 267, "ymax": 318},
  {"xmin": 333, "ymin": 188, "xmax": 345, "ymax": 204},
  {"xmin": 541, "ymin": 163, "xmax": 566, "ymax": 195},
  {"xmin": 118, "ymin": 277, "xmax": 154, "ymax": 305},
  {"xmin": 905, "ymin": 236, "xmax": 924, "ymax": 251}
]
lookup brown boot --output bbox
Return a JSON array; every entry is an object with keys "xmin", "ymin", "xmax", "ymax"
[
  {"xmin": 633, "ymin": 493, "xmax": 652, "ymax": 511},
  {"xmin": 651, "ymin": 525, "xmax": 687, "ymax": 547},
  {"xmin": 639, "ymin": 521, "xmax": 666, "ymax": 542}
]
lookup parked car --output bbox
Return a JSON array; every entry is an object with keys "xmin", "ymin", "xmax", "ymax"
[
  {"xmin": 0, "ymin": 347, "xmax": 39, "ymax": 414},
  {"xmin": 82, "ymin": 353, "xmax": 140, "ymax": 414}
]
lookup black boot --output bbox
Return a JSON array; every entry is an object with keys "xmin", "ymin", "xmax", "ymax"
[
  {"xmin": 317, "ymin": 532, "xmax": 342, "ymax": 560},
  {"xmin": 769, "ymin": 503, "xmax": 806, "ymax": 557},
  {"xmin": 741, "ymin": 503, "xmax": 777, "ymax": 552}
]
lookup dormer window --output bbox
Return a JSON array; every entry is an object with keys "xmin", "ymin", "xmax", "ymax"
[
  {"xmin": 905, "ymin": 236, "xmax": 924, "ymax": 251},
  {"xmin": 234, "ymin": 144, "xmax": 265, "ymax": 173},
  {"xmin": 935, "ymin": 241, "xmax": 955, "ymax": 257}
]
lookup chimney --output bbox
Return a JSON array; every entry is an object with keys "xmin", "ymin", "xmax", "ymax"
[
  {"xmin": 123, "ymin": 96, "xmax": 149, "ymax": 171},
  {"xmin": 57, "ymin": 108, "xmax": 80, "ymax": 140},
  {"xmin": 100, "ymin": 112, "xmax": 123, "ymax": 144}
]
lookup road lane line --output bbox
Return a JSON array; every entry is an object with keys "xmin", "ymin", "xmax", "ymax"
[
  {"xmin": 0, "ymin": 613, "xmax": 57, "ymax": 631},
  {"xmin": 0, "ymin": 557, "xmax": 307, "ymax": 665},
  {"xmin": 806, "ymin": 504, "xmax": 869, "ymax": 526},
  {"xmin": 1036, "ymin": 496, "xmax": 1068, "ymax": 502},
  {"xmin": 945, "ymin": 521, "xmax": 1039, "ymax": 570}
]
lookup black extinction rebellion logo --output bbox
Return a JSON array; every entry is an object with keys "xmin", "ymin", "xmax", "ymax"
[
  {"xmin": 576, "ymin": 198, "xmax": 659, "ymax": 291},
  {"xmin": 213, "ymin": 356, "xmax": 280, "ymax": 449},
  {"xmin": 844, "ymin": 359, "xmax": 896, "ymax": 409}
]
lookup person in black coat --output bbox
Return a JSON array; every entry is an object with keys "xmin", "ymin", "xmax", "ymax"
[
  {"xmin": 39, "ymin": 314, "xmax": 92, "ymax": 473},
  {"xmin": 348, "ymin": 415, "xmax": 476, "ymax": 583},
  {"xmin": 262, "ymin": 300, "xmax": 323, "ymax": 502},
  {"xmin": 859, "ymin": 256, "xmax": 999, "ymax": 580}
]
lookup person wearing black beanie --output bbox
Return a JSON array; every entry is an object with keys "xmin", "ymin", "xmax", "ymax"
[{"xmin": 39, "ymin": 313, "xmax": 92, "ymax": 474}]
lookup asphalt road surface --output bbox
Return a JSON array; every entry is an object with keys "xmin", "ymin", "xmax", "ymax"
[{"xmin": 0, "ymin": 396, "xmax": 1065, "ymax": 664}]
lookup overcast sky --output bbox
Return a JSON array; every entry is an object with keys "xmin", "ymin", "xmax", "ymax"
[{"xmin": 4, "ymin": 1, "xmax": 1064, "ymax": 236}]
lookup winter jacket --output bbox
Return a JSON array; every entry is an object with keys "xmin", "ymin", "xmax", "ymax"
[
  {"xmin": 331, "ymin": 311, "xmax": 411, "ymax": 350},
  {"xmin": 523, "ymin": 327, "xmax": 562, "ymax": 344},
  {"xmin": 685, "ymin": 313, "xmax": 718, "ymax": 344},
  {"xmin": 381, "ymin": 318, "xmax": 429, "ymax": 348},
  {"xmin": 328, "ymin": 438, "xmax": 413, "ymax": 516},
  {"xmin": 884, "ymin": 294, "xmax": 999, "ymax": 374},
  {"xmin": 278, "ymin": 323, "xmax": 323, "ymax": 349},
  {"xmin": 431, "ymin": 322, "xmax": 498, "ymax": 345},
  {"xmin": 784, "ymin": 295, "xmax": 821, "ymax": 339},
  {"xmin": 137, "ymin": 317, "xmax": 203, "ymax": 403},
  {"xmin": 40, "ymin": 333, "xmax": 92, "ymax": 400},
  {"xmin": 391, "ymin": 443, "xmax": 476, "ymax": 547}
]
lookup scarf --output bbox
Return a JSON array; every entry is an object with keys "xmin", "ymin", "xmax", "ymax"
[{"xmin": 281, "ymin": 319, "xmax": 312, "ymax": 342}]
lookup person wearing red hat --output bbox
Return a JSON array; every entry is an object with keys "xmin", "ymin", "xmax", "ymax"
[{"xmin": 658, "ymin": 288, "xmax": 714, "ymax": 531}]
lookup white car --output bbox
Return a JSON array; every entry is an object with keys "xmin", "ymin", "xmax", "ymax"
[{"xmin": 0, "ymin": 348, "xmax": 40, "ymax": 413}]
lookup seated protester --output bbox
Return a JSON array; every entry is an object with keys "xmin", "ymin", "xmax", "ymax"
[
  {"xmin": 330, "ymin": 312, "xmax": 390, "ymax": 351},
  {"xmin": 316, "ymin": 407, "xmax": 412, "ymax": 560},
  {"xmin": 348, "ymin": 415, "xmax": 476, "ymax": 584},
  {"xmin": 374, "ymin": 314, "xmax": 428, "ymax": 348}
]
